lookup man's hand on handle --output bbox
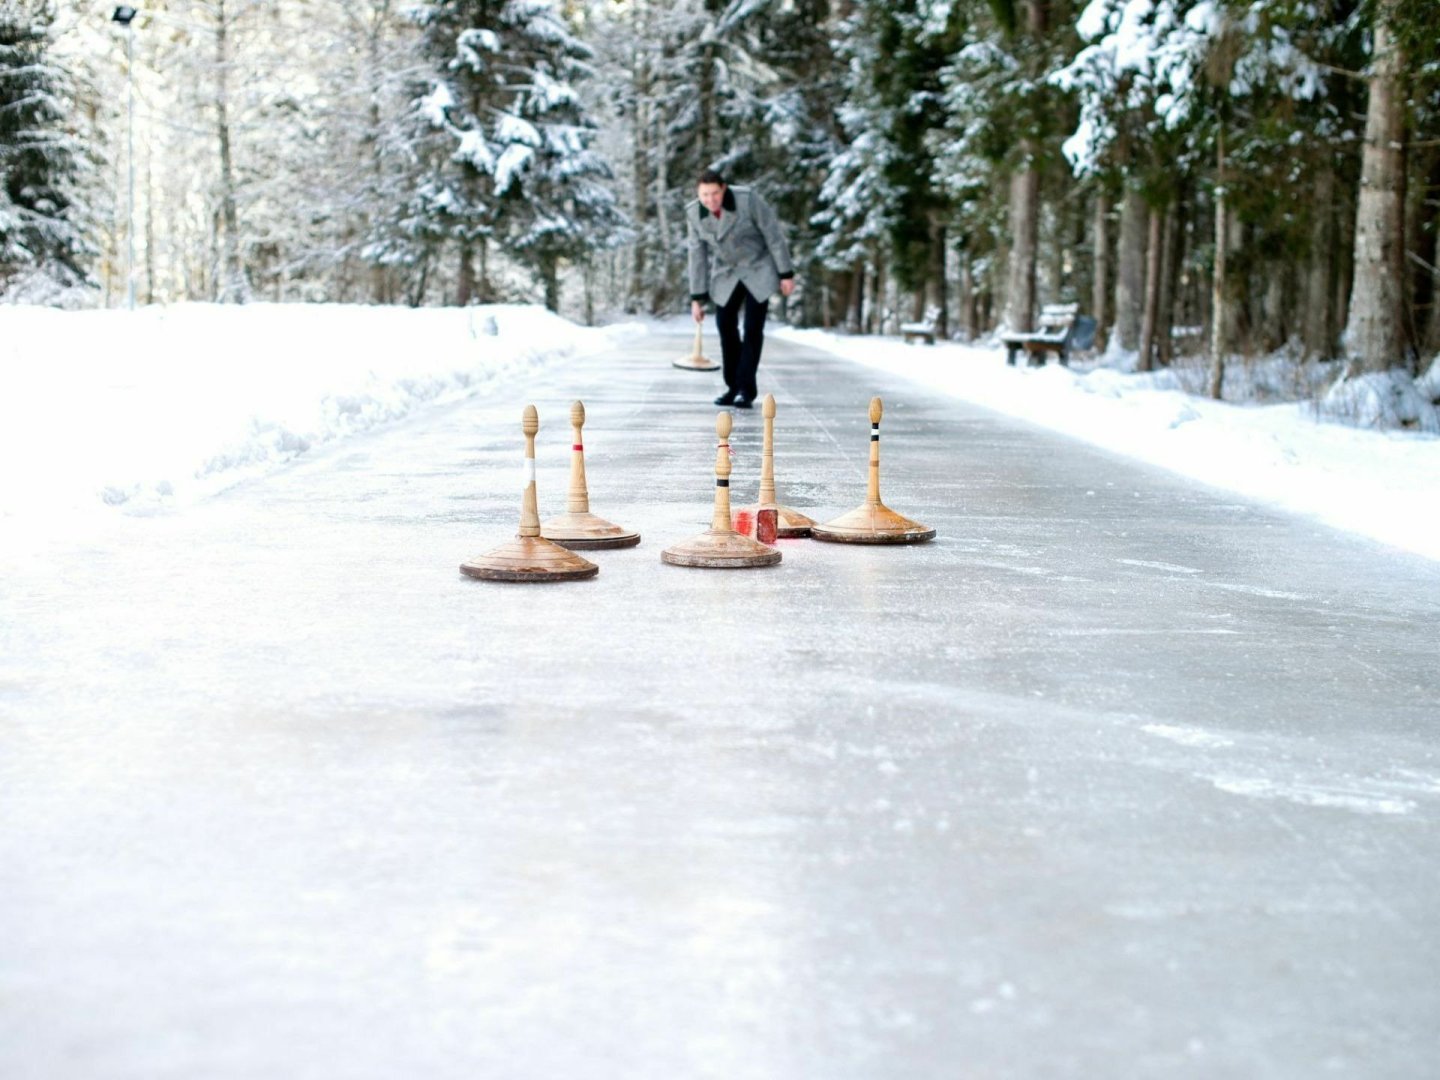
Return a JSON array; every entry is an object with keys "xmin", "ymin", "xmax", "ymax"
[
  {"xmin": 780, "ymin": 278, "xmax": 795, "ymax": 299},
  {"xmin": 692, "ymin": 300, "xmax": 706, "ymax": 323}
]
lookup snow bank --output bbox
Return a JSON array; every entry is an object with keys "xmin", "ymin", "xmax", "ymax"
[
  {"xmin": 775, "ymin": 327, "xmax": 1440, "ymax": 564},
  {"xmin": 0, "ymin": 303, "xmax": 633, "ymax": 521},
  {"xmin": 1318, "ymin": 370, "xmax": 1440, "ymax": 434}
]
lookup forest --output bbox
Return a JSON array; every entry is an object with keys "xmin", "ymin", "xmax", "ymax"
[{"xmin": 3, "ymin": 0, "xmax": 1439, "ymax": 387}]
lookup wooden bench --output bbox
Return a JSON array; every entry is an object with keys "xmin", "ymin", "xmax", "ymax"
[
  {"xmin": 1000, "ymin": 303, "xmax": 1096, "ymax": 366},
  {"xmin": 900, "ymin": 321, "xmax": 937, "ymax": 345}
]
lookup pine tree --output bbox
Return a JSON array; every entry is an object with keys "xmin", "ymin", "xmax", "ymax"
[
  {"xmin": 491, "ymin": 0, "xmax": 628, "ymax": 312},
  {"xmin": 409, "ymin": 0, "xmax": 625, "ymax": 307},
  {"xmin": 845, "ymin": 0, "xmax": 961, "ymax": 328},
  {"xmin": 745, "ymin": 0, "xmax": 848, "ymax": 327},
  {"xmin": 666, "ymin": 0, "xmax": 777, "ymax": 179},
  {"xmin": 0, "ymin": 0, "xmax": 92, "ymax": 299},
  {"xmin": 813, "ymin": 5, "xmax": 897, "ymax": 333}
]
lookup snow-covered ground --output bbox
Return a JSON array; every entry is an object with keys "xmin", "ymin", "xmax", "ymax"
[
  {"xmin": 3, "ymin": 303, "xmax": 1436, "ymax": 563},
  {"xmin": 0, "ymin": 303, "xmax": 632, "ymax": 522}
]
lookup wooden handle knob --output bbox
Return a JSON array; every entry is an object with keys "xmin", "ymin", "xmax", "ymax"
[
  {"xmin": 570, "ymin": 400, "xmax": 585, "ymax": 429},
  {"xmin": 763, "ymin": 394, "xmax": 776, "ymax": 419},
  {"xmin": 716, "ymin": 411, "xmax": 732, "ymax": 440},
  {"xmin": 869, "ymin": 397, "xmax": 883, "ymax": 424},
  {"xmin": 523, "ymin": 404, "xmax": 539, "ymax": 437}
]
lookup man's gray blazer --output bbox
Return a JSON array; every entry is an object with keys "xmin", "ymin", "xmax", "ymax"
[{"xmin": 687, "ymin": 185, "xmax": 794, "ymax": 307}]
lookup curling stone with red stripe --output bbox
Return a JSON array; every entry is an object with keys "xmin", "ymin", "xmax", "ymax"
[
  {"xmin": 541, "ymin": 401, "xmax": 640, "ymax": 550},
  {"xmin": 739, "ymin": 393, "xmax": 815, "ymax": 538}
]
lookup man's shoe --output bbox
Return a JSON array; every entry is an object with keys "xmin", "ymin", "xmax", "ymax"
[
  {"xmin": 733, "ymin": 396, "xmax": 753, "ymax": 409},
  {"xmin": 714, "ymin": 391, "xmax": 738, "ymax": 406}
]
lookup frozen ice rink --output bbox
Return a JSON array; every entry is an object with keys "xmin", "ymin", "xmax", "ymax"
[{"xmin": 3, "ymin": 327, "xmax": 1439, "ymax": 1078}]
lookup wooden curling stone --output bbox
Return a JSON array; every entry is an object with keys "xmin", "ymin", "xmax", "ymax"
[
  {"xmin": 661, "ymin": 412, "xmax": 782, "ymax": 569},
  {"xmin": 541, "ymin": 401, "xmax": 640, "ymax": 550},
  {"xmin": 740, "ymin": 393, "xmax": 815, "ymax": 538},
  {"xmin": 811, "ymin": 397, "xmax": 935, "ymax": 545},
  {"xmin": 673, "ymin": 321, "xmax": 720, "ymax": 372},
  {"xmin": 460, "ymin": 404, "xmax": 599, "ymax": 582}
]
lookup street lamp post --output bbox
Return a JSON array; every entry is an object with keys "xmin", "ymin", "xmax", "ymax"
[{"xmin": 112, "ymin": 6, "xmax": 138, "ymax": 310}]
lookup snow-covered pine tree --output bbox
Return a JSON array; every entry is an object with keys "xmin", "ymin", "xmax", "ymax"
[
  {"xmin": 0, "ymin": 0, "xmax": 93, "ymax": 301},
  {"xmin": 744, "ymin": 0, "xmax": 848, "ymax": 328},
  {"xmin": 812, "ymin": 120, "xmax": 892, "ymax": 333},
  {"xmin": 409, "ymin": 0, "xmax": 625, "ymax": 308},
  {"xmin": 587, "ymin": 0, "xmax": 778, "ymax": 316},
  {"xmin": 489, "ymin": 0, "xmax": 628, "ymax": 313},
  {"xmin": 1056, "ymin": 0, "xmax": 1354, "ymax": 381},
  {"xmin": 813, "ymin": 4, "xmax": 898, "ymax": 334},
  {"xmin": 939, "ymin": 1, "xmax": 1076, "ymax": 339},
  {"xmin": 843, "ymin": 0, "xmax": 960, "ymax": 332},
  {"xmin": 584, "ymin": 0, "xmax": 672, "ymax": 313},
  {"xmin": 664, "ymin": 0, "xmax": 777, "ymax": 181},
  {"xmin": 939, "ymin": 2, "xmax": 1076, "ymax": 337},
  {"xmin": 293, "ymin": 0, "xmax": 427, "ymax": 304},
  {"xmin": 410, "ymin": 0, "xmax": 511, "ymax": 304}
]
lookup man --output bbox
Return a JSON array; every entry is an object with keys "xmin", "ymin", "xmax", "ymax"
[{"xmin": 687, "ymin": 170, "xmax": 795, "ymax": 409}]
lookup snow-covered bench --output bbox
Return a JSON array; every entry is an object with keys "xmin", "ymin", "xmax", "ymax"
[
  {"xmin": 1000, "ymin": 303, "xmax": 1096, "ymax": 366},
  {"xmin": 900, "ymin": 321, "xmax": 937, "ymax": 345}
]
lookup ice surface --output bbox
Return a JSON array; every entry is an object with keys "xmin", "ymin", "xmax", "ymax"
[{"xmin": 2, "ymin": 317, "xmax": 1439, "ymax": 1078}]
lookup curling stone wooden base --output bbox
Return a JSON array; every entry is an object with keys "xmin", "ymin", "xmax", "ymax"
[
  {"xmin": 661, "ymin": 529, "xmax": 782, "ymax": 568},
  {"xmin": 811, "ymin": 503, "xmax": 935, "ymax": 545},
  {"xmin": 460, "ymin": 535, "xmax": 599, "ymax": 581},
  {"xmin": 673, "ymin": 353, "xmax": 720, "ymax": 372},
  {"xmin": 541, "ymin": 511, "xmax": 641, "ymax": 550},
  {"xmin": 772, "ymin": 506, "xmax": 816, "ymax": 538},
  {"xmin": 675, "ymin": 323, "xmax": 719, "ymax": 371}
]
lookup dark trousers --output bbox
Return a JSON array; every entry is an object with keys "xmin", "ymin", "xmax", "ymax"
[{"xmin": 714, "ymin": 284, "xmax": 769, "ymax": 400}]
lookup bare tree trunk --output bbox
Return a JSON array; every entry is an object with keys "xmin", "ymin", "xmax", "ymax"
[
  {"xmin": 144, "ymin": 139, "xmax": 155, "ymax": 304},
  {"xmin": 929, "ymin": 221, "xmax": 949, "ymax": 338},
  {"xmin": 1261, "ymin": 268, "xmax": 1287, "ymax": 352},
  {"xmin": 1003, "ymin": 4, "xmax": 1048, "ymax": 334},
  {"xmin": 1157, "ymin": 203, "xmax": 1181, "ymax": 366},
  {"xmin": 1115, "ymin": 186, "xmax": 1147, "ymax": 351},
  {"xmin": 848, "ymin": 260, "xmax": 864, "ymax": 333},
  {"xmin": 698, "ymin": 43, "xmax": 716, "ymax": 167},
  {"xmin": 1004, "ymin": 154, "xmax": 1040, "ymax": 332},
  {"xmin": 541, "ymin": 257, "xmax": 559, "ymax": 313},
  {"xmin": 408, "ymin": 254, "xmax": 429, "ymax": 308},
  {"xmin": 458, "ymin": 241, "xmax": 475, "ymax": 306},
  {"xmin": 1411, "ymin": 149, "xmax": 1440, "ymax": 356},
  {"xmin": 870, "ymin": 253, "xmax": 885, "ymax": 334},
  {"xmin": 1335, "ymin": 198, "xmax": 1354, "ymax": 352},
  {"xmin": 583, "ymin": 258, "xmax": 595, "ymax": 326},
  {"xmin": 654, "ymin": 101, "xmax": 675, "ymax": 309},
  {"xmin": 214, "ymin": 0, "xmax": 248, "ymax": 303},
  {"xmin": 1138, "ymin": 205, "xmax": 1163, "ymax": 371},
  {"xmin": 959, "ymin": 245, "xmax": 975, "ymax": 341},
  {"xmin": 1302, "ymin": 164, "xmax": 1337, "ymax": 359},
  {"xmin": 1092, "ymin": 191, "xmax": 1110, "ymax": 350},
  {"xmin": 627, "ymin": 96, "xmax": 649, "ymax": 313},
  {"xmin": 1343, "ymin": 0, "xmax": 1408, "ymax": 373},
  {"xmin": 366, "ymin": 5, "xmax": 390, "ymax": 305},
  {"xmin": 1209, "ymin": 129, "xmax": 1228, "ymax": 400}
]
